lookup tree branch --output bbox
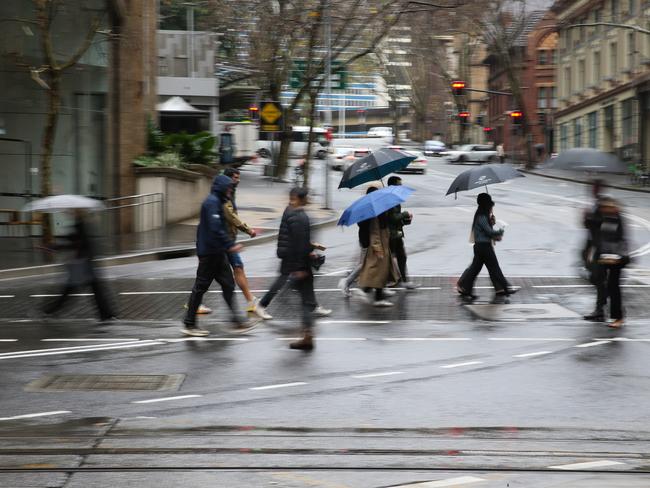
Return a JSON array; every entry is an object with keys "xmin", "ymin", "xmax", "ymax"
[{"xmin": 60, "ymin": 17, "xmax": 100, "ymax": 70}]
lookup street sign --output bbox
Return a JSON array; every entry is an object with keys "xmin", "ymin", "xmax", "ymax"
[
  {"xmin": 289, "ymin": 60, "xmax": 348, "ymax": 89},
  {"xmin": 259, "ymin": 101, "xmax": 284, "ymax": 133}
]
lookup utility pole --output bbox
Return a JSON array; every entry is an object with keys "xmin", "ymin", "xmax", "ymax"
[{"xmin": 322, "ymin": 0, "xmax": 332, "ymax": 209}]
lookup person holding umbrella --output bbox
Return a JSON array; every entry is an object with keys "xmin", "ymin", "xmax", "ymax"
[
  {"xmin": 457, "ymin": 193, "xmax": 515, "ymax": 302},
  {"xmin": 584, "ymin": 196, "xmax": 629, "ymax": 328},
  {"xmin": 387, "ymin": 176, "xmax": 416, "ymax": 290}
]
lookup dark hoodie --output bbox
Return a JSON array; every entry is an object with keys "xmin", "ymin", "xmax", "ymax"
[{"xmin": 196, "ymin": 175, "xmax": 235, "ymax": 256}]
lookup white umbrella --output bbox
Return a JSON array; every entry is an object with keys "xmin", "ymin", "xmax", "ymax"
[{"xmin": 23, "ymin": 195, "xmax": 104, "ymax": 213}]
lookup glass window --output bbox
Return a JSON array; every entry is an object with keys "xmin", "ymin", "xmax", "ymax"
[
  {"xmin": 611, "ymin": 0, "xmax": 619, "ymax": 22},
  {"xmin": 594, "ymin": 9, "xmax": 602, "ymax": 34},
  {"xmin": 621, "ymin": 98, "xmax": 637, "ymax": 145},
  {"xmin": 628, "ymin": 32, "xmax": 636, "ymax": 69},
  {"xmin": 564, "ymin": 66, "xmax": 572, "ymax": 96},
  {"xmin": 588, "ymin": 112, "xmax": 598, "ymax": 148},
  {"xmin": 574, "ymin": 118, "xmax": 582, "ymax": 147},
  {"xmin": 550, "ymin": 87, "xmax": 558, "ymax": 108},
  {"xmin": 610, "ymin": 42, "xmax": 618, "ymax": 75},
  {"xmin": 593, "ymin": 51, "xmax": 601, "ymax": 83},
  {"xmin": 579, "ymin": 59, "xmax": 586, "ymax": 88},
  {"xmin": 538, "ymin": 87, "xmax": 547, "ymax": 108},
  {"xmin": 629, "ymin": 0, "xmax": 636, "ymax": 15},
  {"xmin": 550, "ymin": 49, "xmax": 557, "ymax": 65},
  {"xmin": 560, "ymin": 123, "xmax": 569, "ymax": 151},
  {"xmin": 538, "ymin": 50, "xmax": 547, "ymax": 65}
]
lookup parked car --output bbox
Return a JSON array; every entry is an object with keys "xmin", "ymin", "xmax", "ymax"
[
  {"xmin": 331, "ymin": 146, "xmax": 355, "ymax": 171},
  {"xmin": 367, "ymin": 126, "xmax": 393, "ymax": 138},
  {"xmin": 442, "ymin": 144, "xmax": 498, "ymax": 164},
  {"xmin": 396, "ymin": 150, "xmax": 427, "ymax": 174},
  {"xmin": 423, "ymin": 140, "xmax": 446, "ymax": 156},
  {"xmin": 343, "ymin": 148, "xmax": 372, "ymax": 172}
]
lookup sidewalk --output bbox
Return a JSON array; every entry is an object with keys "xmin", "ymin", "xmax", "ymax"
[
  {"xmin": 0, "ymin": 163, "xmax": 338, "ymax": 275},
  {"xmin": 520, "ymin": 165, "xmax": 650, "ymax": 193}
]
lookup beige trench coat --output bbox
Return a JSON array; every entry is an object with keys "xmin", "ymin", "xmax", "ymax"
[{"xmin": 358, "ymin": 217, "xmax": 400, "ymax": 289}]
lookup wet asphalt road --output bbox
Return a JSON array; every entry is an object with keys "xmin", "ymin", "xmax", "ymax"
[{"xmin": 1, "ymin": 154, "xmax": 650, "ymax": 487}]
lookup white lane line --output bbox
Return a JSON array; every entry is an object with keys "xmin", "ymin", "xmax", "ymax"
[
  {"xmin": 384, "ymin": 338, "xmax": 471, "ymax": 342},
  {"xmin": 489, "ymin": 338, "xmax": 575, "ymax": 342},
  {"xmin": 514, "ymin": 351, "xmax": 552, "ymax": 358},
  {"xmin": 132, "ymin": 394, "xmax": 202, "ymax": 404},
  {"xmin": 0, "ymin": 295, "xmax": 15, "ymax": 298},
  {"xmin": 621, "ymin": 284, "xmax": 650, "ymax": 288},
  {"xmin": 548, "ymin": 460, "xmax": 625, "ymax": 470},
  {"xmin": 0, "ymin": 341, "xmax": 146, "ymax": 357},
  {"xmin": 393, "ymin": 475, "xmax": 486, "ymax": 487},
  {"xmin": 453, "ymin": 206, "xmax": 474, "ymax": 213},
  {"xmin": 0, "ymin": 341, "xmax": 163, "ymax": 360},
  {"xmin": 30, "ymin": 293, "xmax": 93, "ymax": 297},
  {"xmin": 276, "ymin": 337, "xmax": 366, "ymax": 341},
  {"xmin": 160, "ymin": 338, "xmax": 249, "ymax": 342},
  {"xmin": 320, "ymin": 320, "xmax": 390, "ymax": 324},
  {"xmin": 320, "ymin": 267, "xmax": 351, "ymax": 276},
  {"xmin": 250, "ymin": 382, "xmax": 307, "ymax": 391},
  {"xmin": 441, "ymin": 361, "xmax": 483, "ymax": 369},
  {"xmin": 532, "ymin": 285, "xmax": 592, "ymax": 288},
  {"xmin": 0, "ymin": 339, "xmax": 18, "ymax": 342},
  {"xmin": 574, "ymin": 340, "xmax": 611, "ymax": 348},
  {"xmin": 120, "ymin": 291, "xmax": 187, "ymax": 295},
  {"xmin": 0, "ymin": 410, "xmax": 71, "ymax": 421},
  {"xmin": 594, "ymin": 337, "xmax": 650, "ymax": 342},
  {"xmin": 41, "ymin": 338, "xmax": 137, "ymax": 342},
  {"xmin": 351, "ymin": 371, "xmax": 404, "ymax": 379}
]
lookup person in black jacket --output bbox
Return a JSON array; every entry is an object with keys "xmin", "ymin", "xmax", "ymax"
[
  {"xmin": 387, "ymin": 176, "xmax": 417, "ymax": 289},
  {"xmin": 584, "ymin": 196, "xmax": 629, "ymax": 328},
  {"xmin": 258, "ymin": 187, "xmax": 318, "ymax": 350},
  {"xmin": 182, "ymin": 175, "xmax": 254, "ymax": 336}
]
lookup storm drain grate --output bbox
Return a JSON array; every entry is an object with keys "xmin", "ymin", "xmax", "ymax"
[{"xmin": 26, "ymin": 374, "xmax": 185, "ymax": 392}]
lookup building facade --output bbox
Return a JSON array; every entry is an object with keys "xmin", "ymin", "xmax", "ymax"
[{"xmin": 553, "ymin": 0, "xmax": 650, "ymax": 168}]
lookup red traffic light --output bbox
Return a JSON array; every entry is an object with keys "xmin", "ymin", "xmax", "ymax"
[
  {"xmin": 249, "ymin": 106, "xmax": 259, "ymax": 112},
  {"xmin": 451, "ymin": 80, "xmax": 466, "ymax": 96},
  {"xmin": 458, "ymin": 111, "xmax": 471, "ymax": 118},
  {"xmin": 483, "ymin": 127, "xmax": 493, "ymax": 132},
  {"xmin": 510, "ymin": 110, "xmax": 523, "ymax": 125}
]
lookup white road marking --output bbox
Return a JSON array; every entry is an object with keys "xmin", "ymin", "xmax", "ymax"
[
  {"xmin": 384, "ymin": 338, "xmax": 471, "ymax": 341},
  {"xmin": 549, "ymin": 460, "xmax": 625, "ymax": 470},
  {"xmin": 120, "ymin": 291, "xmax": 187, "ymax": 295},
  {"xmin": 41, "ymin": 338, "xmax": 136, "ymax": 342},
  {"xmin": 0, "ymin": 339, "xmax": 18, "ymax": 342},
  {"xmin": 0, "ymin": 340, "xmax": 163, "ymax": 360},
  {"xmin": 351, "ymin": 371, "xmax": 404, "ymax": 379},
  {"xmin": 441, "ymin": 361, "xmax": 483, "ymax": 369},
  {"xmin": 593, "ymin": 337, "xmax": 650, "ymax": 342},
  {"xmin": 0, "ymin": 410, "xmax": 71, "ymax": 421},
  {"xmin": 320, "ymin": 320, "xmax": 390, "ymax": 324},
  {"xmin": 514, "ymin": 351, "xmax": 552, "ymax": 358},
  {"xmin": 574, "ymin": 340, "xmax": 611, "ymax": 348},
  {"xmin": 621, "ymin": 284, "xmax": 650, "ymax": 288},
  {"xmin": 0, "ymin": 295, "xmax": 14, "ymax": 298},
  {"xmin": 393, "ymin": 475, "xmax": 486, "ymax": 487},
  {"xmin": 250, "ymin": 382, "xmax": 307, "ymax": 391},
  {"xmin": 160, "ymin": 338, "xmax": 249, "ymax": 342},
  {"xmin": 488, "ymin": 338, "xmax": 575, "ymax": 342},
  {"xmin": 453, "ymin": 206, "xmax": 473, "ymax": 213},
  {"xmin": 320, "ymin": 268, "xmax": 351, "ymax": 276},
  {"xmin": 132, "ymin": 394, "xmax": 202, "ymax": 404},
  {"xmin": 30, "ymin": 293, "xmax": 93, "ymax": 297},
  {"xmin": 532, "ymin": 285, "xmax": 592, "ymax": 288},
  {"xmin": 276, "ymin": 338, "xmax": 366, "ymax": 341}
]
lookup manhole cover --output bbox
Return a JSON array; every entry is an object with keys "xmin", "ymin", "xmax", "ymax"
[
  {"xmin": 464, "ymin": 303, "xmax": 581, "ymax": 321},
  {"xmin": 26, "ymin": 374, "xmax": 185, "ymax": 392}
]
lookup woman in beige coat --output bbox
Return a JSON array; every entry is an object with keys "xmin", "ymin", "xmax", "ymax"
[{"xmin": 357, "ymin": 210, "xmax": 400, "ymax": 307}]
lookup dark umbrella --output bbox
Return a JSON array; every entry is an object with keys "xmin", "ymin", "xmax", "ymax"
[
  {"xmin": 445, "ymin": 164, "xmax": 525, "ymax": 197},
  {"xmin": 338, "ymin": 148, "xmax": 416, "ymax": 189},
  {"xmin": 544, "ymin": 148, "xmax": 628, "ymax": 173}
]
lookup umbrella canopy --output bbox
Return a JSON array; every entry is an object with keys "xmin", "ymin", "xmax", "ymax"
[
  {"xmin": 338, "ymin": 185, "xmax": 415, "ymax": 227},
  {"xmin": 544, "ymin": 148, "xmax": 628, "ymax": 173},
  {"xmin": 23, "ymin": 195, "xmax": 104, "ymax": 213},
  {"xmin": 338, "ymin": 148, "xmax": 416, "ymax": 189},
  {"xmin": 445, "ymin": 164, "xmax": 525, "ymax": 196}
]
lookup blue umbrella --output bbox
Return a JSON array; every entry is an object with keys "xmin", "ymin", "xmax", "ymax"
[
  {"xmin": 338, "ymin": 185, "xmax": 415, "ymax": 226},
  {"xmin": 338, "ymin": 148, "xmax": 416, "ymax": 189}
]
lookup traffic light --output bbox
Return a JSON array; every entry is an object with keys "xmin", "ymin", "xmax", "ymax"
[
  {"xmin": 510, "ymin": 110, "xmax": 523, "ymax": 125},
  {"xmin": 451, "ymin": 81, "xmax": 466, "ymax": 97},
  {"xmin": 483, "ymin": 127, "xmax": 493, "ymax": 133},
  {"xmin": 248, "ymin": 106, "xmax": 259, "ymax": 120},
  {"xmin": 458, "ymin": 111, "xmax": 470, "ymax": 124},
  {"xmin": 476, "ymin": 114, "xmax": 485, "ymax": 126}
]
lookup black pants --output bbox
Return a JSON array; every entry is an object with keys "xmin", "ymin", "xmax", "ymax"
[
  {"xmin": 44, "ymin": 276, "xmax": 114, "ymax": 320},
  {"xmin": 458, "ymin": 243, "xmax": 509, "ymax": 294},
  {"xmin": 184, "ymin": 253, "xmax": 238, "ymax": 326},
  {"xmin": 390, "ymin": 237, "xmax": 408, "ymax": 283},
  {"xmin": 592, "ymin": 263, "xmax": 623, "ymax": 319},
  {"xmin": 260, "ymin": 271, "xmax": 316, "ymax": 330},
  {"xmin": 363, "ymin": 287, "xmax": 385, "ymax": 301}
]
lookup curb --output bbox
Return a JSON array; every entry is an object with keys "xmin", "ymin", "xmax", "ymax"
[
  {"xmin": 520, "ymin": 169, "xmax": 650, "ymax": 194},
  {"xmin": 0, "ymin": 216, "xmax": 340, "ymax": 280}
]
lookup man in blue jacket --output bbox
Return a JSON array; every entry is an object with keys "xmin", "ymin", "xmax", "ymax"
[{"xmin": 182, "ymin": 175, "xmax": 254, "ymax": 336}]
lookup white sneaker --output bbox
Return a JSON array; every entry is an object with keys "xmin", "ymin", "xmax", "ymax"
[
  {"xmin": 382, "ymin": 289, "xmax": 396, "ymax": 297},
  {"xmin": 338, "ymin": 278, "xmax": 351, "ymax": 297},
  {"xmin": 313, "ymin": 305, "xmax": 332, "ymax": 317},
  {"xmin": 181, "ymin": 326, "xmax": 209, "ymax": 337},
  {"xmin": 403, "ymin": 282, "xmax": 419, "ymax": 290},
  {"xmin": 183, "ymin": 303, "xmax": 213, "ymax": 314},
  {"xmin": 351, "ymin": 288, "xmax": 370, "ymax": 302},
  {"xmin": 254, "ymin": 303, "xmax": 273, "ymax": 320},
  {"xmin": 373, "ymin": 300, "xmax": 394, "ymax": 307}
]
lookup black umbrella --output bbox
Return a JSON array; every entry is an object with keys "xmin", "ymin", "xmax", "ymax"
[
  {"xmin": 338, "ymin": 148, "xmax": 416, "ymax": 189},
  {"xmin": 445, "ymin": 164, "xmax": 525, "ymax": 197}
]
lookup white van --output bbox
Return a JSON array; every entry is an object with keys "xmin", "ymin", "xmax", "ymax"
[
  {"xmin": 257, "ymin": 126, "xmax": 330, "ymax": 159},
  {"xmin": 367, "ymin": 126, "xmax": 393, "ymax": 138}
]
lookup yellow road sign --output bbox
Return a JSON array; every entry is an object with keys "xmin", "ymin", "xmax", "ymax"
[{"xmin": 260, "ymin": 101, "xmax": 283, "ymax": 132}]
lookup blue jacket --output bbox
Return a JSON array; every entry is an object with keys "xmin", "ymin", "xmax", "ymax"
[{"xmin": 196, "ymin": 175, "xmax": 235, "ymax": 256}]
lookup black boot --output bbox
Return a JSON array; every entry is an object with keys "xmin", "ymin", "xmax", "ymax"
[
  {"xmin": 584, "ymin": 310, "xmax": 605, "ymax": 321},
  {"xmin": 290, "ymin": 331, "xmax": 314, "ymax": 351}
]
